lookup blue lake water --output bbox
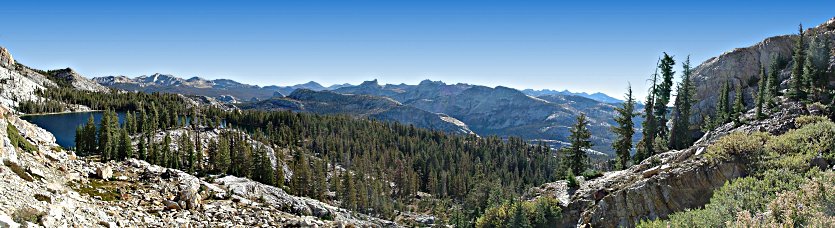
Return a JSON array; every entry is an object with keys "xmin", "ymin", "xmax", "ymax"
[{"xmin": 20, "ymin": 111, "xmax": 125, "ymax": 148}]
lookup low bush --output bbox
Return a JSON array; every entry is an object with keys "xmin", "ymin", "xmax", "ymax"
[
  {"xmin": 794, "ymin": 115, "xmax": 829, "ymax": 128},
  {"xmin": 639, "ymin": 119, "xmax": 835, "ymax": 227},
  {"xmin": 704, "ymin": 132, "xmax": 770, "ymax": 162},
  {"xmin": 637, "ymin": 170, "xmax": 806, "ymax": 228}
]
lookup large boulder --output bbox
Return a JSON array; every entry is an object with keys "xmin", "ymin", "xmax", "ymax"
[
  {"xmin": 96, "ymin": 165, "xmax": 113, "ymax": 181},
  {"xmin": 0, "ymin": 46, "xmax": 13, "ymax": 68},
  {"xmin": 177, "ymin": 173, "xmax": 202, "ymax": 210}
]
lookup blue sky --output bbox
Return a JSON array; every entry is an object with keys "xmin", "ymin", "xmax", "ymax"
[{"xmin": 1, "ymin": 0, "xmax": 833, "ymax": 99}]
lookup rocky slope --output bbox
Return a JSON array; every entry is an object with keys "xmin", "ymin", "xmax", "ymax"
[
  {"xmin": 542, "ymin": 97, "xmax": 808, "ymax": 227},
  {"xmin": 690, "ymin": 17, "xmax": 835, "ymax": 121},
  {"xmin": 238, "ymin": 89, "xmax": 474, "ymax": 134},
  {"xmin": 47, "ymin": 68, "xmax": 110, "ymax": 92},
  {"xmin": 0, "ymin": 91, "xmax": 396, "ymax": 228}
]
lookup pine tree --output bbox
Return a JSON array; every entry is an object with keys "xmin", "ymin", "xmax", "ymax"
[
  {"xmin": 635, "ymin": 68, "xmax": 658, "ymax": 163},
  {"xmin": 733, "ymin": 83, "xmax": 745, "ymax": 124},
  {"xmin": 756, "ymin": 65, "xmax": 767, "ymax": 119},
  {"xmin": 566, "ymin": 113, "xmax": 592, "ymax": 175},
  {"xmin": 312, "ymin": 158, "xmax": 327, "ymax": 200},
  {"xmin": 75, "ymin": 126, "xmax": 84, "ymax": 154},
  {"xmin": 341, "ymin": 171, "xmax": 357, "ymax": 210},
  {"xmin": 137, "ymin": 135, "xmax": 147, "ymax": 161},
  {"xmin": 83, "ymin": 115, "xmax": 97, "ymax": 156},
  {"xmin": 715, "ymin": 80, "xmax": 731, "ymax": 124},
  {"xmin": 161, "ymin": 133, "xmax": 172, "ymax": 167},
  {"xmin": 653, "ymin": 53, "xmax": 676, "ymax": 138},
  {"xmin": 275, "ymin": 151, "xmax": 285, "ymax": 187},
  {"xmin": 232, "ymin": 135, "xmax": 252, "ymax": 178},
  {"xmin": 787, "ymin": 24, "xmax": 807, "ymax": 101},
  {"xmin": 766, "ymin": 55, "xmax": 782, "ymax": 108},
  {"xmin": 179, "ymin": 132, "xmax": 194, "ymax": 172},
  {"xmin": 292, "ymin": 152, "xmax": 310, "ymax": 196},
  {"xmin": 611, "ymin": 85, "xmax": 636, "ymax": 170},
  {"xmin": 216, "ymin": 137, "xmax": 231, "ymax": 174},
  {"xmin": 804, "ymin": 34, "xmax": 832, "ymax": 101},
  {"xmin": 117, "ymin": 128, "xmax": 133, "ymax": 160},
  {"xmin": 670, "ymin": 56, "xmax": 695, "ymax": 150},
  {"xmin": 253, "ymin": 144, "xmax": 275, "ymax": 185},
  {"xmin": 510, "ymin": 201, "xmax": 532, "ymax": 228},
  {"xmin": 97, "ymin": 110, "xmax": 115, "ymax": 162}
]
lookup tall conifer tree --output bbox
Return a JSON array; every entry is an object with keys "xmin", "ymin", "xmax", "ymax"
[{"xmin": 611, "ymin": 85, "xmax": 636, "ymax": 170}]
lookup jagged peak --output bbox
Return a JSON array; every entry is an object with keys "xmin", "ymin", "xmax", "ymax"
[
  {"xmin": 359, "ymin": 79, "xmax": 380, "ymax": 87},
  {"xmin": 418, "ymin": 79, "xmax": 446, "ymax": 86}
]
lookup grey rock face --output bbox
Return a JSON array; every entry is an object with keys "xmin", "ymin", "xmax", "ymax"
[
  {"xmin": 690, "ymin": 17, "xmax": 835, "ymax": 122},
  {"xmin": 0, "ymin": 47, "xmax": 13, "ymax": 68},
  {"xmin": 50, "ymin": 68, "xmax": 110, "ymax": 92}
]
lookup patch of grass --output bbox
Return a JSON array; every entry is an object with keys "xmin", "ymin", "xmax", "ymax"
[
  {"xmin": 12, "ymin": 206, "xmax": 44, "ymax": 225},
  {"xmin": 7, "ymin": 121, "xmax": 37, "ymax": 153},
  {"xmin": 71, "ymin": 179, "xmax": 122, "ymax": 201},
  {"xmin": 4, "ymin": 159, "xmax": 34, "ymax": 182}
]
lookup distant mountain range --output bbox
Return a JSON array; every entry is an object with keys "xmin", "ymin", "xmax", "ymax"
[
  {"xmin": 93, "ymin": 74, "xmax": 349, "ymax": 102},
  {"xmin": 238, "ymin": 89, "xmax": 474, "ymax": 135},
  {"xmin": 521, "ymin": 89, "xmax": 623, "ymax": 104},
  {"xmin": 93, "ymin": 75, "xmax": 638, "ymax": 154}
]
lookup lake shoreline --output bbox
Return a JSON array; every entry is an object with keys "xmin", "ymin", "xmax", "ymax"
[{"xmin": 20, "ymin": 110, "xmax": 103, "ymax": 117}]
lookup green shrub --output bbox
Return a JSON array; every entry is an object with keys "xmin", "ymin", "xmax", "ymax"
[
  {"xmin": 580, "ymin": 169, "xmax": 603, "ymax": 180},
  {"xmin": 765, "ymin": 120, "xmax": 835, "ymax": 166},
  {"xmin": 639, "ymin": 115, "xmax": 835, "ymax": 227},
  {"xmin": 566, "ymin": 172, "xmax": 579, "ymax": 188},
  {"xmin": 637, "ymin": 170, "xmax": 806, "ymax": 228},
  {"xmin": 12, "ymin": 206, "xmax": 44, "ymax": 225},
  {"xmin": 7, "ymin": 121, "xmax": 37, "ymax": 153},
  {"xmin": 704, "ymin": 132, "xmax": 770, "ymax": 162},
  {"xmin": 732, "ymin": 170, "xmax": 835, "ymax": 227},
  {"xmin": 795, "ymin": 115, "xmax": 829, "ymax": 128}
]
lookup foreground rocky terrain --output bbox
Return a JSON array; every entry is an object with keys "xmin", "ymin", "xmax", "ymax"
[
  {"xmin": 0, "ymin": 45, "xmax": 396, "ymax": 227},
  {"xmin": 0, "ymin": 104, "xmax": 394, "ymax": 227},
  {"xmin": 531, "ymin": 97, "xmax": 812, "ymax": 227}
]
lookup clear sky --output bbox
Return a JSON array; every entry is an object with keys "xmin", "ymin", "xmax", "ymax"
[{"xmin": 1, "ymin": 0, "xmax": 833, "ymax": 99}]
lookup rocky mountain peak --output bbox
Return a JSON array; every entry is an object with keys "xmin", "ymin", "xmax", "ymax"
[
  {"xmin": 691, "ymin": 17, "xmax": 835, "ymax": 120},
  {"xmin": 418, "ymin": 79, "xmax": 445, "ymax": 86},
  {"xmin": 0, "ymin": 46, "xmax": 13, "ymax": 68},
  {"xmin": 359, "ymin": 79, "xmax": 381, "ymax": 87}
]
